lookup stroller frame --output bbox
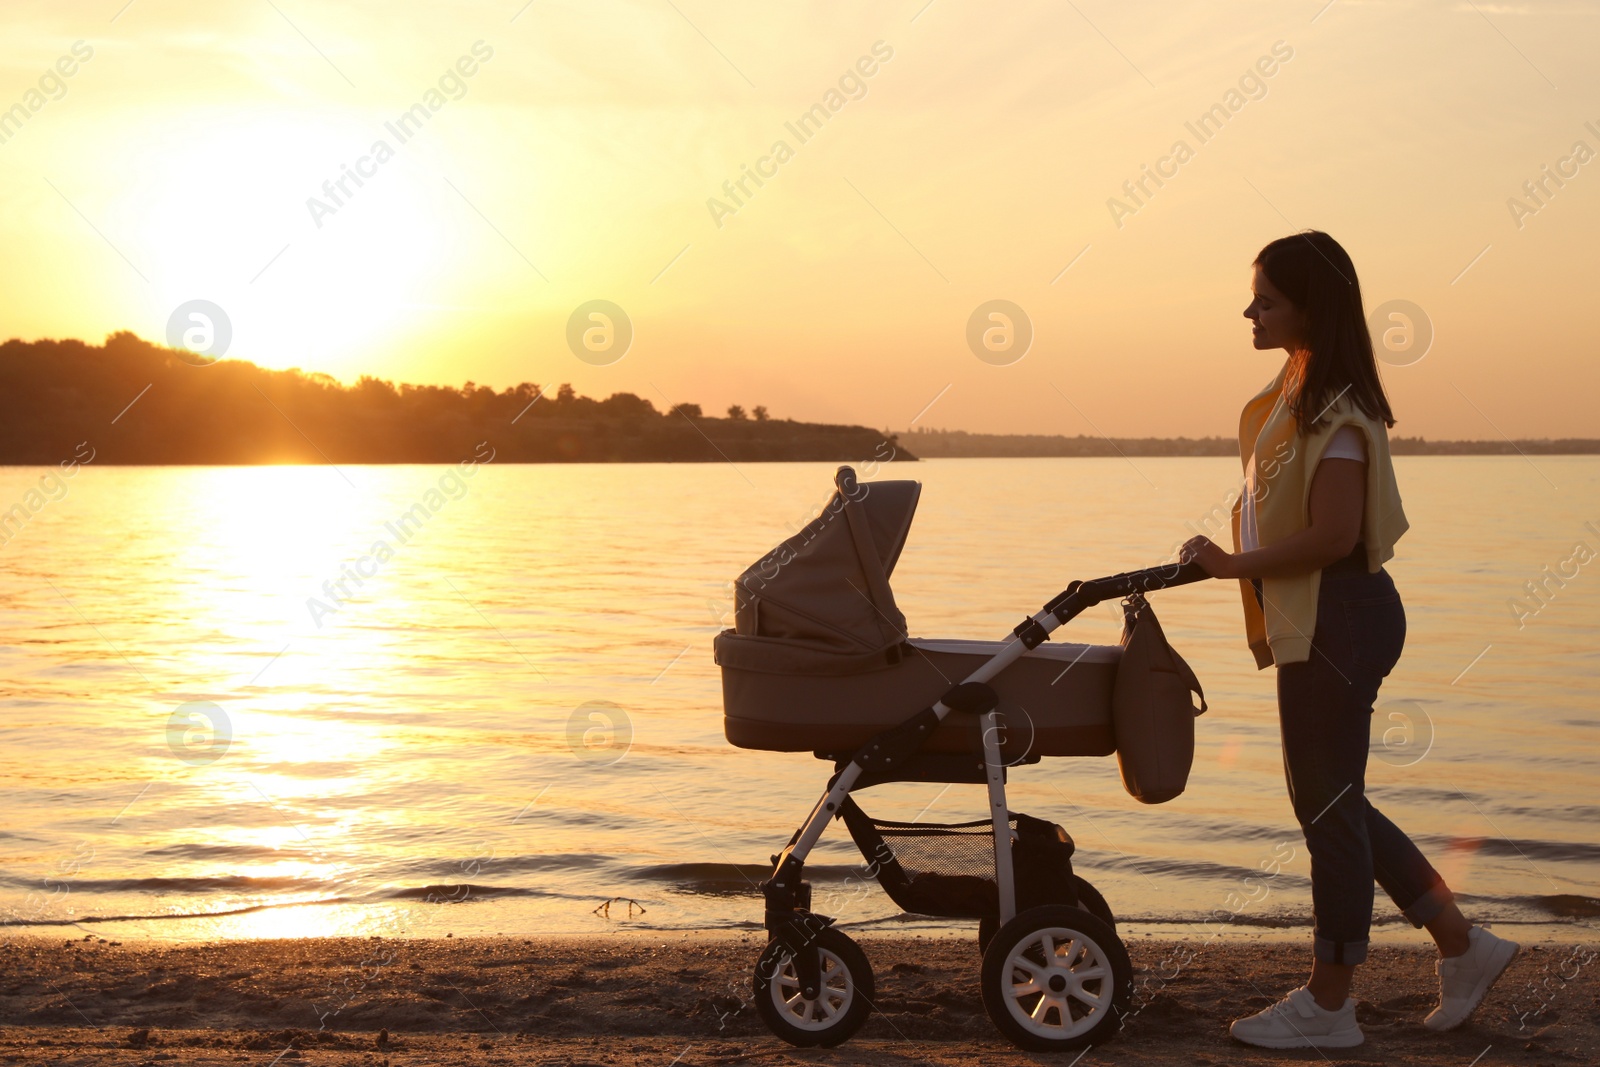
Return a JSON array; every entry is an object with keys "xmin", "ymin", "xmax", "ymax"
[{"xmin": 754, "ymin": 528, "xmax": 1206, "ymax": 1049}]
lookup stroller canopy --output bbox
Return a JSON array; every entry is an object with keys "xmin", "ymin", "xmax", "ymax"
[{"xmin": 727, "ymin": 466, "xmax": 921, "ymax": 670}]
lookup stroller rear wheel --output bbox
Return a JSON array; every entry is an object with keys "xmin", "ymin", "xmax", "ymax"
[
  {"xmin": 977, "ymin": 875, "xmax": 1117, "ymax": 955},
  {"xmin": 981, "ymin": 905, "xmax": 1132, "ymax": 1051},
  {"xmin": 753, "ymin": 927, "xmax": 874, "ymax": 1047}
]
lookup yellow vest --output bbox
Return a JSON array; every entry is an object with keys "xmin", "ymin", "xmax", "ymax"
[{"xmin": 1231, "ymin": 358, "xmax": 1409, "ymax": 668}]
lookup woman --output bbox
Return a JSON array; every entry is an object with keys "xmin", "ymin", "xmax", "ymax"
[{"xmin": 1178, "ymin": 231, "xmax": 1518, "ymax": 1050}]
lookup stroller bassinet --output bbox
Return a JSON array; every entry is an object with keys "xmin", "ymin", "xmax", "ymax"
[{"xmin": 714, "ymin": 469, "xmax": 1124, "ymax": 762}]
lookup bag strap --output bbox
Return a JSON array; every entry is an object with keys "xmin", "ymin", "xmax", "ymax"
[
  {"xmin": 1119, "ymin": 592, "xmax": 1146, "ymax": 645},
  {"xmin": 1171, "ymin": 648, "xmax": 1208, "ymax": 715}
]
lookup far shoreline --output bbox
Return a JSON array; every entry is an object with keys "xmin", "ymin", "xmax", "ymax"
[
  {"xmin": 900, "ymin": 430, "xmax": 1600, "ymax": 458},
  {"xmin": 6, "ymin": 337, "xmax": 1592, "ymax": 464}
]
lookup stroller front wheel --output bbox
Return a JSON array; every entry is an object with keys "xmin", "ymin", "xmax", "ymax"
[
  {"xmin": 753, "ymin": 927, "xmax": 874, "ymax": 1047},
  {"xmin": 981, "ymin": 905, "xmax": 1132, "ymax": 1051}
]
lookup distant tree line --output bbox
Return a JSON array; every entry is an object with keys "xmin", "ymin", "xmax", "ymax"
[{"xmin": 0, "ymin": 333, "xmax": 911, "ymax": 464}]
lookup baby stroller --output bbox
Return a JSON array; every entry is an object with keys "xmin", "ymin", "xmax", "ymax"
[{"xmin": 714, "ymin": 466, "xmax": 1208, "ymax": 1052}]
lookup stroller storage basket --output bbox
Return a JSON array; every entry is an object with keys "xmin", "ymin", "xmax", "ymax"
[{"xmin": 839, "ymin": 799, "xmax": 1076, "ymax": 920}]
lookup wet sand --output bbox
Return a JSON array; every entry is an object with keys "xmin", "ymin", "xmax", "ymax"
[{"xmin": 1, "ymin": 933, "xmax": 1595, "ymax": 1065}]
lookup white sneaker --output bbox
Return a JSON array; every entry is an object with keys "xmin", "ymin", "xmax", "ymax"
[
  {"xmin": 1424, "ymin": 925, "xmax": 1520, "ymax": 1031},
  {"xmin": 1229, "ymin": 986, "xmax": 1364, "ymax": 1049}
]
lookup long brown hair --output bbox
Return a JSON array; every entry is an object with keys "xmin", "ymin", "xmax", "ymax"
[{"xmin": 1254, "ymin": 230, "xmax": 1395, "ymax": 430}]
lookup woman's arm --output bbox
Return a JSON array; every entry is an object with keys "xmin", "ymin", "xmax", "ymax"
[{"xmin": 1181, "ymin": 457, "xmax": 1366, "ymax": 580}]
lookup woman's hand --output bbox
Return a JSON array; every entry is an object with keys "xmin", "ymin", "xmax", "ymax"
[{"xmin": 1180, "ymin": 535, "xmax": 1239, "ymax": 579}]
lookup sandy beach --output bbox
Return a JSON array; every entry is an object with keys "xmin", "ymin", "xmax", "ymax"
[{"xmin": 2, "ymin": 933, "xmax": 1594, "ymax": 1066}]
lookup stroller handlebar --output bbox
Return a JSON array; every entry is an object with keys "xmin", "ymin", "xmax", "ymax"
[{"xmin": 1045, "ymin": 561, "xmax": 1211, "ymax": 621}]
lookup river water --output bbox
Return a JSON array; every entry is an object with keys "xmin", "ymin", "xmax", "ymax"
[{"xmin": 1, "ymin": 457, "xmax": 1595, "ymax": 944}]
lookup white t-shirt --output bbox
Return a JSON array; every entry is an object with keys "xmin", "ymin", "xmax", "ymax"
[{"xmin": 1240, "ymin": 425, "xmax": 1365, "ymax": 553}]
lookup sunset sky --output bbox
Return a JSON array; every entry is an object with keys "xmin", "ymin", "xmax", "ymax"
[{"xmin": 1, "ymin": 0, "xmax": 1595, "ymax": 439}]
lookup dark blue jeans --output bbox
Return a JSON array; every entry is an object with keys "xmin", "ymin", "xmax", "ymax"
[{"xmin": 1264, "ymin": 564, "xmax": 1453, "ymax": 965}]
